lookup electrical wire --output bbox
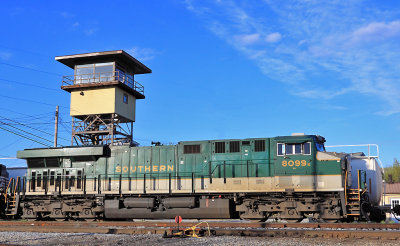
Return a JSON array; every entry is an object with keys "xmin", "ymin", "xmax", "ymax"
[
  {"xmin": 0, "ymin": 125, "xmax": 51, "ymax": 147},
  {"xmin": 0, "ymin": 61, "xmax": 62, "ymax": 76},
  {"xmin": 0, "ymin": 107, "xmax": 54, "ymax": 119},
  {"xmin": 0, "ymin": 120, "xmax": 53, "ymax": 144},
  {"xmin": 0, "ymin": 93, "xmax": 65, "ymax": 108},
  {"xmin": 0, "ymin": 93, "xmax": 86, "ymax": 118},
  {"xmin": 0, "ymin": 78, "xmax": 60, "ymax": 92},
  {"xmin": 0, "ymin": 122, "xmax": 53, "ymax": 125},
  {"xmin": 0, "ymin": 115, "xmax": 70, "ymax": 142}
]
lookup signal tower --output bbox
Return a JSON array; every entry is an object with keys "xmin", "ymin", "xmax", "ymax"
[{"xmin": 56, "ymin": 50, "xmax": 151, "ymax": 146}]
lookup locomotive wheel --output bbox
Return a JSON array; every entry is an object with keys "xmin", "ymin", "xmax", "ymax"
[{"xmin": 51, "ymin": 209, "xmax": 66, "ymax": 221}]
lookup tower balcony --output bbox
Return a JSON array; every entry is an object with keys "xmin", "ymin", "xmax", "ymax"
[{"xmin": 61, "ymin": 71, "xmax": 145, "ymax": 99}]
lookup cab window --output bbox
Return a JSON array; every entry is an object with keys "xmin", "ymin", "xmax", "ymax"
[
  {"xmin": 277, "ymin": 142, "xmax": 312, "ymax": 156},
  {"xmin": 304, "ymin": 142, "xmax": 311, "ymax": 155},
  {"xmin": 277, "ymin": 143, "xmax": 285, "ymax": 155},
  {"xmin": 316, "ymin": 143, "xmax": 325, "ymax": 152}
]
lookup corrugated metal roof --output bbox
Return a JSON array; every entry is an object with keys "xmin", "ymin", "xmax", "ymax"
[{"xmin": 384, "ymin": 182, "xmax": 400, "ymax": 194}]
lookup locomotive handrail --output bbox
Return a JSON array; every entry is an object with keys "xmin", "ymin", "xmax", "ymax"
[
  {"xmin": 325, "ymin": 144, "xmax": 379, "ymax": 158},
  {"xmin": 23, "ymin": 159, "xmax": 274, "ymax": 195}
]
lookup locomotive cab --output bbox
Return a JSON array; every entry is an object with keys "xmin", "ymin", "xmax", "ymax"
[{"xmin": 273, "ymin": 135, "xmax": 328, "ymax": 176}]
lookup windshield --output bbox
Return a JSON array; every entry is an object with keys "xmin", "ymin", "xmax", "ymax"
[{"xmin": 315, "ymin": 142, "xmax": 325, "ymax": 152}]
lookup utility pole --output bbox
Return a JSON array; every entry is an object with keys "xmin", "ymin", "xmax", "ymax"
[
  {"xmin": 54, "ymin": 106, "xmax": 59, "ymax": 147},
  {"xmin": 71, "ymin": 117, "xmax": 74, "ymax": 146}
]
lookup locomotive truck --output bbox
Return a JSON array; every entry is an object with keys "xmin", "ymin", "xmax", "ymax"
[{"xmin": 8, "ymin": 134, "xmax": 384, "ymax": 222}]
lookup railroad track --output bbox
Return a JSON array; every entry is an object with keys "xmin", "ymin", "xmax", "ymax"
[{"xmin": 0, "ymin": 221, "xmax": 399, "ymax": 240}]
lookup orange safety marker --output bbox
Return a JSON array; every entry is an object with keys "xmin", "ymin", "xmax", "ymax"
[{"xmin": 175, "ymin": 215, "xmax": 182, "ymax": 230}]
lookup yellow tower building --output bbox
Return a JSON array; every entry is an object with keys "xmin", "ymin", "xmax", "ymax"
[{"xmin": 56, "ymin": 50, "xmax": 151, "ymax": 145}]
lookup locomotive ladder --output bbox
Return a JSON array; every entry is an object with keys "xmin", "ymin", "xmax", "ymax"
[
  {"xmin": 5, "ymin": 177, "xmax": 20, "ymax": 217},
  {"xmin": 345, "ymin": 170, "xmax": 366, "ymax": 219}
]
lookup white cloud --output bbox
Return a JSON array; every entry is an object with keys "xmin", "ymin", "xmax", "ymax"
[
  {"xmin": 351, "ymin": 21, "xmax": 400, "ymax": 43},
  {"xmin": 60, "ymin": 11, "xmax": 74, "ymax": 18},
  {"xmin": 265, "ymin": 32, "xmax": 281, "ymax": 43},
  {"xmin": 294, "ymin": 88, "xmax": 351, "ymax": 100},
  {"xmin": 84, "ymin": 28, "xmax": 98, "ymax": 36},
  {"xmin": 126, "ymin": 47, "xmax": 158, "ymax": 61},
  {"xmin": 184, "ymin": 0, "xmax": 400, "ymax": 115},
  {"xmin": 0, "ymin": 51, "xmax": 12, "ymax": 60},
  {"xmin": 72, "ymin": 22, "xmax": 80, "ymax": 27},
  {"xmin": 184, "ymin": 0, "xmax": 209, "ymax": 14},
  {"xmin": 234, "ymin": 33, "xmax": 260, "ymax": 45}
]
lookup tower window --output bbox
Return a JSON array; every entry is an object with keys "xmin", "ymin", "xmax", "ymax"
[
  {"xmin": 75, "ymin": 62, "xmax": 114, "ymax": 84},
  {"xmin": 123, "ymin": 94, "xmax": 128, "ymax": 104}
]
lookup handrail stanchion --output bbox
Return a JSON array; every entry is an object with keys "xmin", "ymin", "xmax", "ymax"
[
  {"xmin": 98, "ymin": 175, "xmax": 101, "ymax": 194},
  {"xmin": 223, "ymin": 161, "xmax": 226, "ymax": 184},
  {"xmin": 192, "ymin": 172, "xmax": 195, "ymax": 194},
  {"xmin": 143, "ymin": 174, "xmax": 146, "ymax": 194},
  {"xmin": 209, "ymin": 161, "xmax": 212, "ymax": 184},
  {"xmin": 169, "ymin": 173, "xmax": 172, "ymax": 195},
  {"xmin": 22, "ymin": 177, "xmax": 26, "ymax": 196},
  {"xmin": 83, "ymin": 175, "xmax": 86, "ymax": 195}
]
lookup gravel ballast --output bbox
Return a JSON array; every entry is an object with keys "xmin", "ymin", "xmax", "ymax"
[{"xmin": 0, "ymin": 232, "xmax": 399, "ymax": 246}]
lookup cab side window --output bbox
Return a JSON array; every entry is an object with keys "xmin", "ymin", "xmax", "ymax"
[
  {"xmin": 277, "ymin": 143, "xmax": 285, "ymax": 155},
  {"xmin": 277, "ymin": 142, "xmax": 312, "ymax": 156},
  {"xmin": 304, "ymin": 142, "xmax": 311, "ymax": 155}
]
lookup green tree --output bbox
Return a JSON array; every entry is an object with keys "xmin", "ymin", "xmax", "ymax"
[{"xmin": 384, "ymin": 158, "xmax": 400, "ymax": 183}]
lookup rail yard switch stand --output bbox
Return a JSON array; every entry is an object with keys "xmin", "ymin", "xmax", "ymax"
[{"xmin": 163, "ymin": 221, "xmax": 214, "ymax": 238}]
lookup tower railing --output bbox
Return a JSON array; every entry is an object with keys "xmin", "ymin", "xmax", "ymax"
[{"xmin": 62, "ymin": 71, "xmax": 144, "ymax": 95}]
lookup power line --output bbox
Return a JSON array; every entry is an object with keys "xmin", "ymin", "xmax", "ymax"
[
  {"xmin": 0, "ymin": 120, "xmax": 53, "ymax": 144},
  {"xmin": 0, "ymin": 122, "xmax": 53, "ymax": 125},
  {"xmin": 0, "ymin": 115, "xmax": 69, "ymax": 142},
  {"xmin": 0, "ymin": 94, "xmax": 80, "ymax": 116},
  {"xmin": 0, "ymin": 83, "xmax": 100, "ymax": 117},
  {"xmin": 0, "ymin": 61, "xmax": 62, "ymax": 76},
  {"xmin": 0, "ymin": 125, "xmax": 51, "ymax": 147},
  {"xmin": 0, "ymin": 107, "xmax": 54, "ymax": 118},
  {"xmin": 0, "ymin": 78, "xmax": 60, "ymax": 92},
  {"xmin": 0, "ymin": 94, "xmax": 65, "ymax": 108}
]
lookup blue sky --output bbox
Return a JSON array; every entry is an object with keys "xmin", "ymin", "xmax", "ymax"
[{"xmin": 0, "ymin": 0, "xmax": 399, "ymax": 167}]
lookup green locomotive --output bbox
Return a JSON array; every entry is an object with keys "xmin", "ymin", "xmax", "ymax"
[
  {"xmin": 4, "ymin": 51, "xmax": 384, "ymax": 222},
  {"xmin": 13, "ymin": 134, "xmax": 382, "ymax": 222}
]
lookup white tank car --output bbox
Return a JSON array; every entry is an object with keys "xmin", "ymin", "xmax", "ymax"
[{"xmin": 348, "ymin": 153, "xmax": 383, "ymax": 205}]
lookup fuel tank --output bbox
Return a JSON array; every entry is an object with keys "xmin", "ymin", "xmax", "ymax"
[{"xmin": 348, "ymin": 153, "xmax": 383, "ymax": 205}]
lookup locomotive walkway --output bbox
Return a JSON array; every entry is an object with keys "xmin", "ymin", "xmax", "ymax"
[{"xmin": 0, "ymin": 220, "xmax": 399, "ymax": 240}]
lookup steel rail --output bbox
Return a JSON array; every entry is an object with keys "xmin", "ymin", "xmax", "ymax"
[
  {"xmin": 0, "ymin": 221, "xmax": 399, "ymax": 240},
  {"xmin": 1, "ymin": 220, "xmax": 400, "ymax": 229}
]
